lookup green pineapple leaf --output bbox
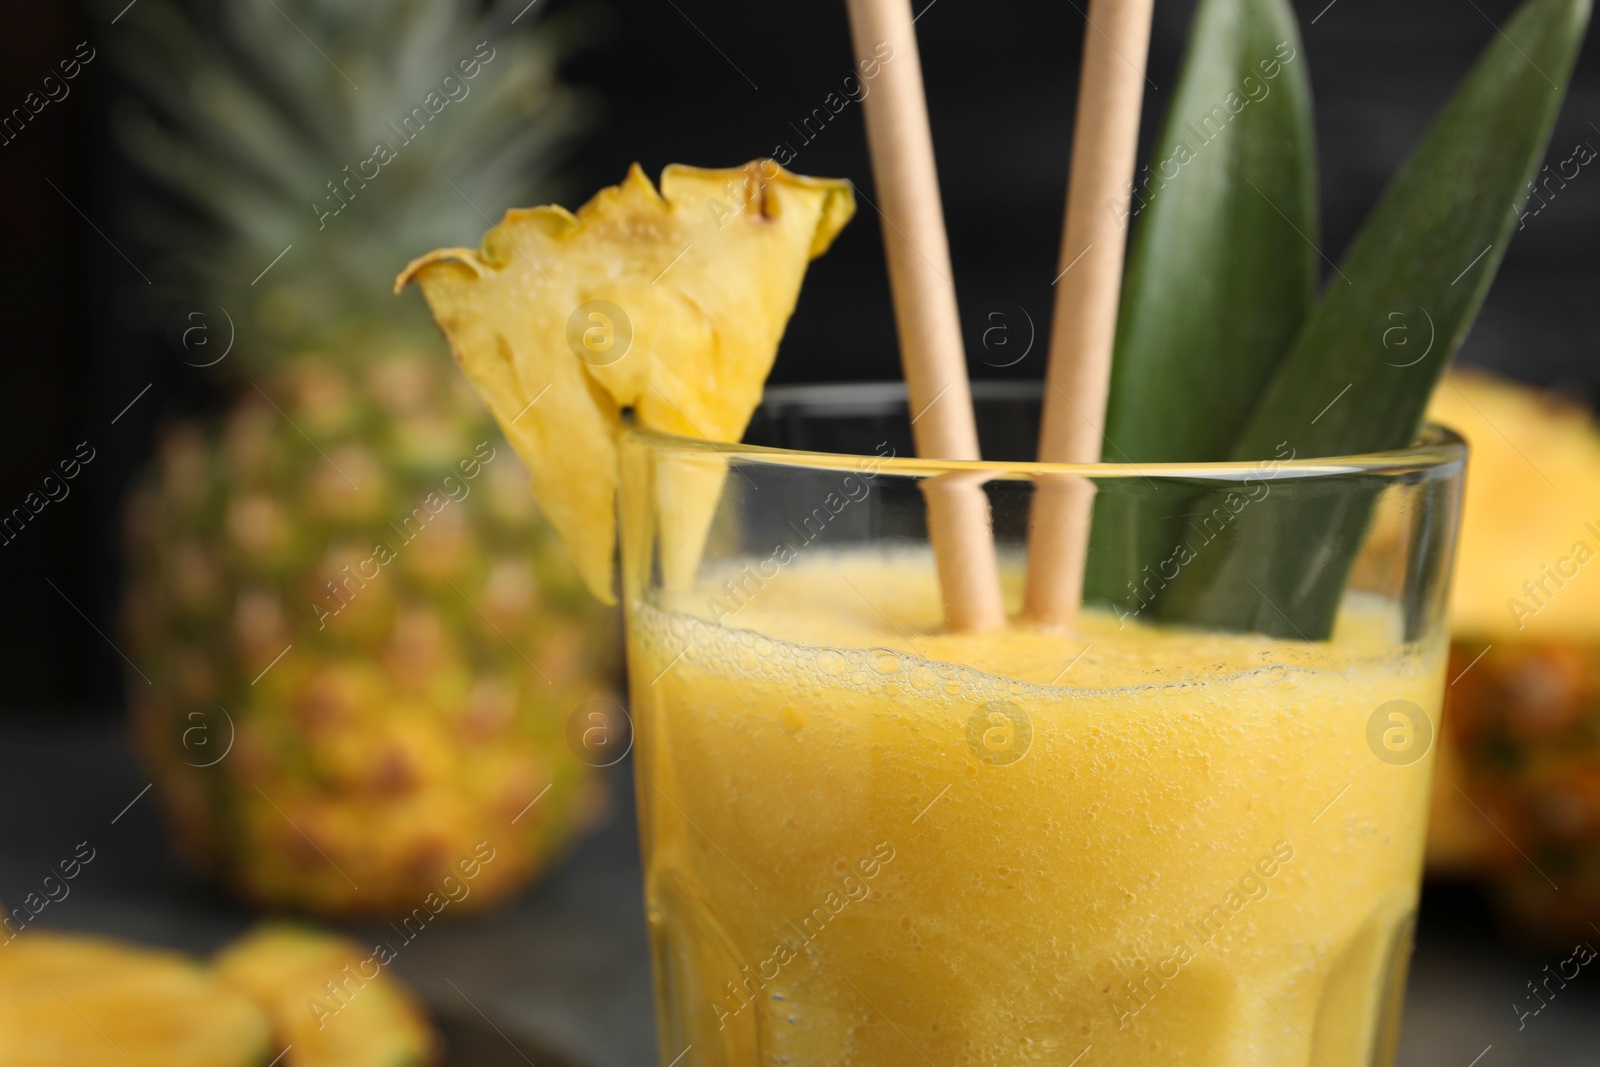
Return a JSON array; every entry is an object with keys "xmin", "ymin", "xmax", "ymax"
[
  {"xmin": 1086, "ymin": 0, "xmax": 1316, "ymax": 609},
  {"xmin": 107, "ymin": 0, "xmax": 593, "ymax": 367},
  {"xmin": 1103, "ymin": 0, "xmax": 1316, "ymax": 464},
  {"xmin": 1155, "ymin": 0, "xmax": 1591, "ymax": 637}
]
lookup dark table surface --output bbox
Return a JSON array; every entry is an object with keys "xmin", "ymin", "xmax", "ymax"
[{"xmin": 3, "ymin": 720, "xmax": 1598, "ymax": 1066}]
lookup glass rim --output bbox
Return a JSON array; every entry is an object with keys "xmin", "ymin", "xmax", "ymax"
[{"xmin": 624, "ymin": 380, "xmax": 1467, "ymax": 481}]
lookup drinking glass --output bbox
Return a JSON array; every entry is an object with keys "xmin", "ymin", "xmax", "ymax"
[{"xmin": 618, "ymin": 382, "xmax": 1464, "ymax": 1067}]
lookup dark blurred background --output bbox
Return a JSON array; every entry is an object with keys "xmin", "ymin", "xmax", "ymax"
[{"xmin": 3, "ymin": 0, "xmax": 1596, "ymax": 715}]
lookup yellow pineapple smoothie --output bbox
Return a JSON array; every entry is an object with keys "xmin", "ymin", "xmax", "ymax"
[{"xmin": 628, "ymin": 549, "xmax": 1445, "ymax": 1067}]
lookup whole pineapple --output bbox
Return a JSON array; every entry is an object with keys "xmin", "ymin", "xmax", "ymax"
[{"xmin": 114, "ymin": 0, "xmax": 616, "ymax": 916}]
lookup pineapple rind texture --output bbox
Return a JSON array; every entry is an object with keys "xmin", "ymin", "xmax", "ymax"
[
  {"xmin": 398, "ymin": 160, "xmax": 855, "ymax": 602},
  {"xmin": 1434, "ymin": 642, "xmax": 1600, "ymax": 940},
  {"xmin": 126, "ymin": 356, "xmax": 616, "ymax": 917}
]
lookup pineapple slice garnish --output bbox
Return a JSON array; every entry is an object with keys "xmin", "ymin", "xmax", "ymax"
[{"xmin": 397, "ymin": 161, "xmax": 855, "ymax": 602}]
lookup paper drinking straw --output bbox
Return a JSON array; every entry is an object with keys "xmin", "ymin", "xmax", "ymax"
[
  {"xmin": 1024, "ymin": 0, "xmax": 1155, "ymax": 632},
  {"xmin": 845, "ymin": 0, "xmax": 1006, "ymax": 633}
]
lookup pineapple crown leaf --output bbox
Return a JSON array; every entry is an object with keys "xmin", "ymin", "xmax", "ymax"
[{"xmin": 106, "ymin": 0, "xmax": 593, "ymax": 364}]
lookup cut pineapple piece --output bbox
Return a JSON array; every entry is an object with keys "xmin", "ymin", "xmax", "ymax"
[
  {"xmin": 1423, "ymin": 370, "xmax": 1600, "ymax": 938},
  {"xmin": 0, "ymin": 933, "xmax": 271, "ymax": 1067},
  {"xmin": 398, "ymin": 161, "xmax": 854, "ymax": 601},
  {"xmin": 215, "ymin": 924, "xmax": 436, "ymax": 1067},
  {"xmin": 1428, "ymin": 370, "xmax": 1600, "ymax": 642}
]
